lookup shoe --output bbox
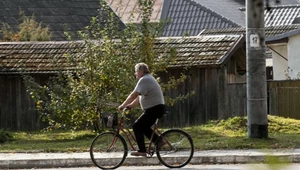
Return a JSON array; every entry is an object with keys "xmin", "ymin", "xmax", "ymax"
[{"xmin": 131, "ymin": 151, "xmax": 147, "ymax": 157}]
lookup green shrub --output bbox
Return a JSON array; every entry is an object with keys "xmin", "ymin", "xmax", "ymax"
[
  {"xmin": 218, "ymin": 116, "xmax": 247, "ymax": 131},
  {"xmin": 0, "ymin": 129, "xmax": 13, "ymax": 143}
]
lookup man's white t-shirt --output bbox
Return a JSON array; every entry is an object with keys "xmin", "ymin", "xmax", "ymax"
[{"xmin": 133, "ymin": 74, "xmax": 165, "ymax": 110}]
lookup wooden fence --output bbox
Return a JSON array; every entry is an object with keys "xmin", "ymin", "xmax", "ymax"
[
  {"xmin": 1, "ymin": 74, "xmax": 300, "ymax": 131},
  {"xmin": 226, "ymin": 80, "xmax": 300, "ymax": 120},
  {"xmin": 268, "ymin": 80, "xmax": 300, "ymax": 119}
]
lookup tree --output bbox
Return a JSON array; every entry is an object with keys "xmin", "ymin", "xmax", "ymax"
[
  {"xmin": 24, "ymin": 0, "xmax": 188, "ymax": 131},
  {"xmin": 0, "ymin": 10, "xmax": 51, "ymax": 41}
]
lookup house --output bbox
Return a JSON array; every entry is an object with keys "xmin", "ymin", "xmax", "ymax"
[
  {"xmin": 160, "ymin": 1, "xmax": 300, "ymax": 37},
  {"xmin": 266, "ymin": 28, "xmax": 300, "ymax": 80},
  {"xmin": 0, "ymin": 34, "xmax": 246, "ymax": 130},
  {"xmin": 193, "ymin": 0, "xmax": 300, "ymax": 26},
  {"xmin": 0, "ymin": 0, "xmax": 125, "ymax": 41},
  {"xmin": 107, "ymin": 1, "xmax": 300, "ymax": 81},
  {"xmin": 197, "ymin": 3, "xmax": 300, "ymax": 81},
  {"xmin": 263, "ymin": 5, "xmax": 300, "ymax": 80},
  {"xmin": 2, "ymin": 0, "xmax": 299, "ymax": 41},
  {"xmin": 200, "ymin": 24, "xmax": 300, "ymax": 80},
  {"xmin": 240, "ymin": 4, "xmax": 300, "ymax": 26},
  {"xmin": 107, "ymin": 0, "xmax": 300, "ymax": 37},
  {"xmin": 106, "ymin": 0, "xmax": 300, "ymax": 23}
]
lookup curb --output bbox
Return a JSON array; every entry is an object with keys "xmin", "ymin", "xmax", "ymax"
[
  {"xmin": 0, "ymin": 158, "xmax": 93, "ymax": 169},
  {"xmin": 1, "ymin": 150, "xmax": 300, "ymax": 169}
]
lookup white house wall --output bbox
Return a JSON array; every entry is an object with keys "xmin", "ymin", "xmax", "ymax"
[
  {"xmin": 269, "ymin": 44, "xmax": 288, "ymax": 80},
  {"xmin": 288, "ymin": 34, "xmax": 300, "ymax": 79}
]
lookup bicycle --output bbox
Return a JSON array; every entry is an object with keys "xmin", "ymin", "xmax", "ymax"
[{"xmin": 90, "ymin": 108, "xmax": 194, "ymax": 169}]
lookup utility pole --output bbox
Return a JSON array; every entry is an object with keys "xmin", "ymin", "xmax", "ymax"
[{"xmin": 246, "ymin": 0, "xmax": 268, "ymax": 138}]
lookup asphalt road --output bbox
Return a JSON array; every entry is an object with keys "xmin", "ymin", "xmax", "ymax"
[{"xmin": 8, "ymin": 163, "xmax": 300, "ymax": 170}]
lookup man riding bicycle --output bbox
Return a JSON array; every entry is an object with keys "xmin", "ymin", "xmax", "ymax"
[{"xmin": 118, "ymin": 62, "xmax": 166, "ymax": 157}]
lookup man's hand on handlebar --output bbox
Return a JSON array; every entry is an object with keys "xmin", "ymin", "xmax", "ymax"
[{"xmin": 118, "ymin": 105, "xmax": 131, "ymax": 111}]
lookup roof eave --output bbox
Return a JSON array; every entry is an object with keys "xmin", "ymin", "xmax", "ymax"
[
  {"xmin": 266, "ymin": 38, "xmax": 289, "ymax": 44},
  {"xmin": 218, "ymin": 34, "xmax": 246, "ymax": 65},
  {"xmin": 266, "ymin": 28, "xmax": 300, "ymax": 43}
]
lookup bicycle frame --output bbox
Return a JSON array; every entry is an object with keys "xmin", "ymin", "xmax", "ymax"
[{"xmin": 112, "ymin": 109, "xmax": 168, "ymax": 157}]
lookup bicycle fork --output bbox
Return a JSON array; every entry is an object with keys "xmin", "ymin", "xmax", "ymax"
[{"xmin": 106, "ymin": 133, "xmax": 120, "ymax": 152}]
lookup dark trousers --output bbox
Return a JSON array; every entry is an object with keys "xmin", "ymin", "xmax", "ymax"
[{"xmin": 132, "ymin": 104, "xmax": 165, "ymax": 152}]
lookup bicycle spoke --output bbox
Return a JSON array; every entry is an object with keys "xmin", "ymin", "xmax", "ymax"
[
  {"xmin": 171, "ymin": 136, "xmax": 189, "ymax": 149},
  {"xmin": 90, "ymin": 132, "xmax": 127, "ymax": 169},
  {"xmin": 156, "ymin": 129, "xmax": 194, "ymax": 168}
]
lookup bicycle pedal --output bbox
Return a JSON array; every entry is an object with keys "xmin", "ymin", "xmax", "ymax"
[{"xmin": 146, "ymin": 152, "xmax": 153, "ymax": 158}]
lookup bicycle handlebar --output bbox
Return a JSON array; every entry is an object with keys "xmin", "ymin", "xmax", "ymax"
[
  {"xmin": 120, "ymin": 107, "xmax": 130, "ymax": 117},
  {"xmin": 123, "ymin": 106, "xmax": 132, "ymax": 111}
]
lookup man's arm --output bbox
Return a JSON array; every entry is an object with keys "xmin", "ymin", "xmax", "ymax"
[
  {"xmin": 118, "ymin": 91, "xmax": 139, "ymax": 110},
  {"xmin": 127, "ymin": 96, "xmax": 139, "ymax": 108}
]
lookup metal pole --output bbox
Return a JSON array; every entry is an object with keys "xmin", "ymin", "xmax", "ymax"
[{"xmin": 246, "ymin": 0, "xmax": 268, "ymax": 138}]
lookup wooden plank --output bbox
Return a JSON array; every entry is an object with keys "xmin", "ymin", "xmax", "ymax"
[
  {"xmin": 16, "ymin": 77, "xmax": 21, "ymax": 130},
  {"xmin": 206, "ymin": 68, "xmax": 218, "ymax": 120},
  {"xmin": 268, "ymin": 88, "xmax": 278, "ymax": 115},
  {"xmin": 268, "ymin": 80, "xmax": 300, "ymax": 119},
  {"xmin": 227, "ymin": 83, "xmax": 246, "ymax": 117},
  {"xmin": 0, "ymin": 76, "xmax": 6, "ymax": 128},
  {"xmin": 218, "ymin": 66, "xmax": 228, "ymax": 119}
]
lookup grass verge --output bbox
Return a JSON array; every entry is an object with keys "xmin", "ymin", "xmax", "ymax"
[{"xmin": 0, "ymin": 115, "xmax": 299, "ymax": 153}]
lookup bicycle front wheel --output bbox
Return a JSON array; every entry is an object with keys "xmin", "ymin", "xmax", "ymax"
[
  {"xmin": 90, "ymin": 132, "xmax": 127, "ymax": 169},
  {"xmin": 156, "ymin": 129, "xmax": 194, "ymax": 168}
]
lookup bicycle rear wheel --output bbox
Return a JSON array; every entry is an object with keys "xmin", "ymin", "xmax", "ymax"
[
  {"xmin": 90, "ymin": 132, "xmax": 127, "ymax": 169},
  {"xmin": 156, "ymin": 129, "xmax": 194, "ymax": 168}
]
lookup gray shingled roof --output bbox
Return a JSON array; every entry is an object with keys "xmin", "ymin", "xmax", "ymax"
[
  {"xmin": 193, "ymin": 0, "xmax": 246, "ymax": 27},
  {"xmin": 0, "ymin": 0, "xmax": 125, "ymax": 41},
  {"xmin": 195, "ymin": 0, "xmax": 300, "ymax": 27},
  {"xmin": 160, "ymin": 0, "xmax": 300, "ymax": 37},
  {"xmin": 239, "ymin": 5, "xmax": 300, "ymax": 26},
  {"xmin": 200, "ymin": 25, "xmax": 300, "ymax": 38},
  {"xmin": 160, "ymin": 0, "xmax": 240, "ymax": 37},
  {"xmin": 265, "ymin": 5, "xmax": 300, "ymax": 26},
  {"xmin": 0, "ymin": 35, "xmax": 245, "ymax": 73}
]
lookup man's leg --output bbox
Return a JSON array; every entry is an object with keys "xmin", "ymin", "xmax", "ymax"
[
  {"xmin": 142, "ymin": 104, "xmax": 165, "ymax": 142},
  {"xmin": 132, "ymin": 111, "xmax": 156, "ymax": 153},
  {"xmin": 132, "ymin": 104, "xmax": 165, "ymax": 153}
]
